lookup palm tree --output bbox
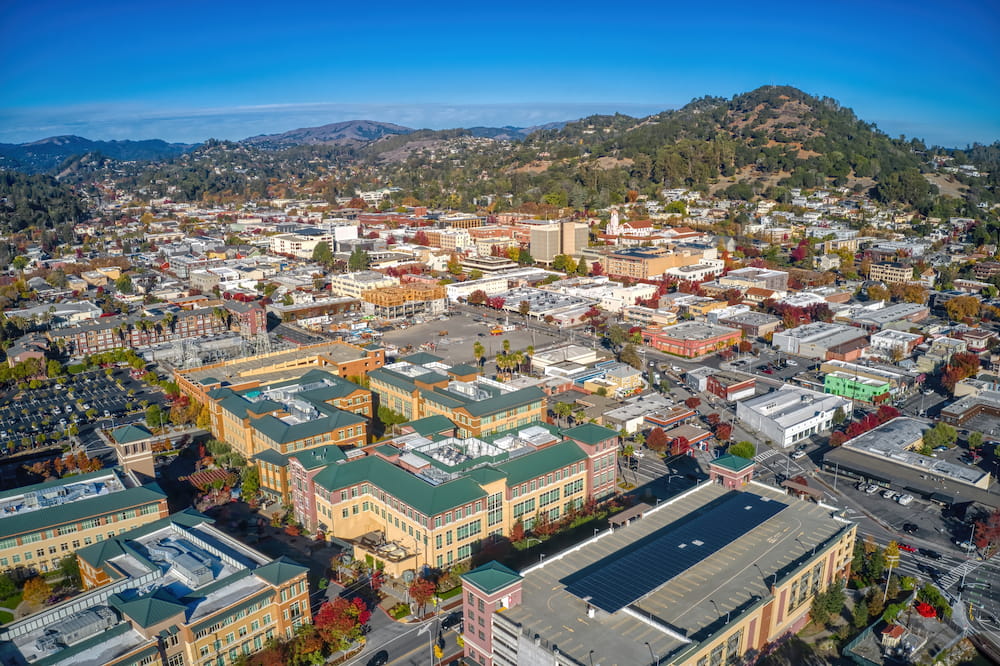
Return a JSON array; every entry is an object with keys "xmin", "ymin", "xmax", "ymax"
[
  {"xmin": 572, "ymin": 408, "xmax": 586, "ymax": 425},
  {"xmin": 508, "ymin": 351, "xmax": 524, "ymax": 377},
  {"xmin": 473, "ymin": 341, "xmax": 485, "ymax": 367},
  {"xmin": 553, "ymin": 402, "xmax": 573, "ymax": 427},
  {"xmin": 525, "ymin": 345, "xmax": 534, "ymax": 374},
  {"xmin": 502, "ymin": 339, "xmax": 511, "ymax": 354},
  {"xmin": 163, "ymin": 312, "xmax": 176, "ymax": 333}
]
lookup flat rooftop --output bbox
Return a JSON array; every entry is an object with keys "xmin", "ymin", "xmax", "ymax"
[
  {"xmin": 653, "ymin": 322, "xmax": 739, "ymax": 341},
  {"xmin": 499, "ymin": 482, "xmax": 851, "ymax": 666},
  {"xmin": 842, "ymin": 417, "xmax": 989, "ymax": 487},
  {"xmin": 1, "ymin": 515, "xmax": 279, "ymax": 666},
  {"xmin": 180, "ymin": 340, "xmax": 367, "ymax": 387},
  {"xmin": 0, "ymin": 470, "xmax": 126, "ymax": 521}
]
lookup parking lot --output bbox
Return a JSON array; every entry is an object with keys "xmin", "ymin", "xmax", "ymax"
[
  {"xmin": 0, "ymin": 368, "xmax": 163, "ymax": 453},
  {"xmin": 381, "ymin": 312, "xmax": 563, "ymax": 366}
]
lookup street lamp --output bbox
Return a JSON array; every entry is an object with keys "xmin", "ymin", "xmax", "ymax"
[{"xmin": 644, "ymin": 641, "xmax": 656, "ymax": 664}]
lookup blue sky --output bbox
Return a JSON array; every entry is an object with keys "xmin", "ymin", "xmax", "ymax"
[{"xmin": 1, "ymin": 0, "xmax": 997, "ymax": 146}]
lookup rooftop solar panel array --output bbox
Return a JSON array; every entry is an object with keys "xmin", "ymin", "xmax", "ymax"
[{"xmin": 562, "ymin": 492, "xmax": 787, "ymax": 613}]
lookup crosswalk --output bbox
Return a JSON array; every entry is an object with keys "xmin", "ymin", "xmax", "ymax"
[
  {"xmin": 753, "ymin": 449, "xmax": 780, "ymax": 463},
  {"xmin": 939, "ymin": 559, "xmax": 980, "ymax": 589}
]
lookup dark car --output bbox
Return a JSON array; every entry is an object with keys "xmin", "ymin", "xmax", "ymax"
[
  {"xmin": 367, "ymin": 650, "xmax": 389, "ymax": 666},
  {"xmin": 442, "ymin": 611, "xmax": 463, "ymax": 630},
  {"xmin": 919, "ymin": 548, "xmax": 943, "ymax": 560},
  {"xmin": 902, "ymin": 523, "xmax": 919, "ymax": 534}
]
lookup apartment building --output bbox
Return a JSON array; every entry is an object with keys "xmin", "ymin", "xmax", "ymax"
[
  {"xmin": 176, "ymin": 340, "xmax": 385, "ymax": 407},
  {"xmin": 526, "ymin": 220, "xmax": 589, "ymax": 263},
  {"xmin": 867, "ymin": 262, "xmax": 913, "ymax": 284},
  {"xmin": 50, "ymin": 307, "xmax": 230, "ymax": 356},
  {"xmin": 202, "ymin": 370, "xmax": 370, "ymax": 501},
  {"xmin": 328, "ymin": 271, "xmax": 399, "ymax": 300},
  {"xmin": 269, "ymin": 228, "xmax": 334, "ymax": 258},
  {"xmin": 0, "ymin": 510, "xmax": 310, "ymax": 666},
  {"xmin": 293, "ymin": 421, "xmax": 619, "ymax": 576},
  {"xmin": 368, "ymin": 358, "xmax": 546, "ymax": 438},
  {"xmin": 0, "ymin": 469, "xmax": 168, "ymax": 577}
]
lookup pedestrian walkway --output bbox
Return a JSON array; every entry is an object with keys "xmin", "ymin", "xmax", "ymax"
[
  {"xmin": 939, "ymin": 559, "xmax": 980, "ymax": 589},
  {"xmin": 754, "ymin": 448, "xmax": 779, "ymax": 463}
]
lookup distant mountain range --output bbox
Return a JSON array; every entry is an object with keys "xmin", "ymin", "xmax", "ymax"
[
  {"xmin": 0, "ymin": 119, "xmax": 575, "ymax": 173},
  {"xmin": 242, "ymin": 119, "xmax": 413, "ymax": 148},
  {"xmin": 0, "ymin": 135, "xmax": 194, "ymax": 173}
]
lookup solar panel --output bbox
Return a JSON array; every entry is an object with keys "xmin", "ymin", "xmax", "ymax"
[{"xmin": 562, "ymin": 492, "xmax": 787, "ymax": 613}]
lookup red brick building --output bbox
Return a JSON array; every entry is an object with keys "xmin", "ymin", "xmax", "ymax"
[
  {"xmin": 643, "ymin": 322, "xmax": 742, "ymax": 358},
  {"xmin": 706, "ymin": 371, "xmax": 757, "ymax": 402}
]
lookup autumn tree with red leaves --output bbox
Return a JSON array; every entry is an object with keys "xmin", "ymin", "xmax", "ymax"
[
  {"xmin": 646, "ymin": 427, "xmax": 669, "ymax": 453},
  {"xmin": 314, "ymin": 597, "xmax": 371, "ymax": 649},
  {"xmin": 715, "ymin": 423, "xmax": 732, "ymax": 441},
  {"xmin": 973, "ymin": 510, "xmax": 1000, "ymax": 555},
  {"xmin": 409, "ymin": 577, "xmax": 436, "ymax": 616},
  {"xmin": 685, "ymin": 396, "xmax": 701, "ymax": 409}
]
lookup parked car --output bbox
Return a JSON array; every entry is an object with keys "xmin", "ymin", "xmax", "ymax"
[
  {"xmin": 897, "ymin": 494, "xmax": 914, "ymax": 506},
  {"xmin": 865, "ymin": 485, "xmax": 880, "ymax": 495},
  {"xmin": 898, "ymin": 543, "xmax": 917, "ymax": 553},
  {"xmin": 902, "ymin": 523, "xmax": 919, "ymax": 534},
  {"xmin": 442, "ymin": 611, "xmax": 463, "ymax": 630},
  {"xmin": 882, "ymin": 489, "xmax": 896, "ymax": 500},
  {"xmin": 954, "ymin": 539, "xmax": 977, "ymax": 551},
  {"xmin": 933, "ymin": 445, "xmax": 949, "ymax": 452},
  {"xmin": 786, "ymin": 360, "xmax": 797, "ymax": 366},
  {"xmin": 791, "ymin": 450, "xmax": 806, "ymax": 460},
  {"xmin": 919, "ymin": 548, "xmax": 943, "ymax": 560}
]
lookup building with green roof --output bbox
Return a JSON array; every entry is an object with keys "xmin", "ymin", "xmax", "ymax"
[
  {"xmin": 369, "ymin": 359, "xmax": 546, "ymax": 438},
  {"xmin": 294, "ymin": 417, "xmax": 618, "ymax": 577},
  {"xmin": 0, "ymin": 468, "xmax": 168, "ymax": 578},
  {"xmin": 201, "ymin": 369, "xmax": 372, "ymax": 502},
  {"xmin": 0, "ymin": 510, "xmax": 311, "ymax": 666}
]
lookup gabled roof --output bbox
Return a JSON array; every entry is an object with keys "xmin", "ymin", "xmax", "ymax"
[
  {"xmin": 254, "ymin": 555, "xmax": 309, "ymax": 586},
  {"xmin": 111, "ymin": 589, "xmax": 188, "ymax": 628},
  {"xmin": 562, "ymin": 422, "xmax": 618, "ymax": 446},
  {"xmin": 462, "ymin": 560, "xmax": 522, "ymax": 595},
  {"xmin": 110, "ymin": 424, "xmax": 154, "ymax": 444}
]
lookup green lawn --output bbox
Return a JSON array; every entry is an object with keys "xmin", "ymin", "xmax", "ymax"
[
  {"xmin": 0, "ymin": 593, "xmax": 22, "ymax": 610},
  {"xmin": 0, "ymin": 610, "xmax": 12, "ymax": 625}
]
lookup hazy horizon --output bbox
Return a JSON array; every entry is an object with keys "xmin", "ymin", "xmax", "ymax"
[{"xmin": 1, "ymin": 0, "xmax": 998, "ymax": 148}]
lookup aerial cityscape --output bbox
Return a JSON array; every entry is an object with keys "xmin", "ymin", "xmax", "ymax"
[{"xmin": 0, "ymin": 2, "xmax": 999, "ymax": 666}]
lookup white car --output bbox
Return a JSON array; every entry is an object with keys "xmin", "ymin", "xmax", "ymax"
[
  {"xmin": 865, "ymin": 485, "xmax": 880, "ymax": 495},
  {"xmin": 882, "ymin": 489, "xmax": 895, "ymax": 500},
  {"xmin": 791, "ymin": 450, "xmax": 807, "ymax": 460},
  {"xmin": 897, "ymin": 494, "xmax": 914, "ymax": 506},
  {"xmin": 786, "ymin": 360, "xmax": 798, "ymax": 366}
]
